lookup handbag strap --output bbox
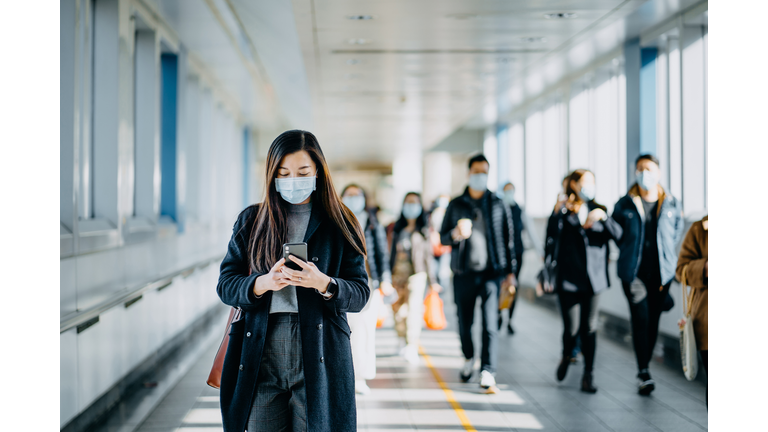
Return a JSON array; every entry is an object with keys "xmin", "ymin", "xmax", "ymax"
[{"xmin": 680, "ymin": 264, "xmax": 694, "ymax": 316}]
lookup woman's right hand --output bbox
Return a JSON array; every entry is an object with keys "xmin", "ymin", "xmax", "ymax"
[{"xmin": 253, "ymin": 258, "xmax": 290, "ymax": 297}]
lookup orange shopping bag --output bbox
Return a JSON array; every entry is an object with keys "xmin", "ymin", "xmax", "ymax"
[
  {"xmin": 375, "ymin": 289, "xmax": 386, "ymax": 328},
  {"xmin": 423, "ymin": 290, "xmax": 447, "ymax": 330}
]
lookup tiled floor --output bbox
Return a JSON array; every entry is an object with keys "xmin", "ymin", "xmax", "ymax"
[{"xmin": 135, "ymin": 290, "xmax": 708, "ymax": 432}]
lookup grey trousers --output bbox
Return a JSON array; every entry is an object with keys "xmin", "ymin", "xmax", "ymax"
[{"xmin": 246, "ymin": 313, "xmax": 307, "ymax": 432}]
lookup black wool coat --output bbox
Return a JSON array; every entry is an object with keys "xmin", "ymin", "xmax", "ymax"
[{"xmin": 216, "ymin": 203, "xmax": 370, "ymax": 432}]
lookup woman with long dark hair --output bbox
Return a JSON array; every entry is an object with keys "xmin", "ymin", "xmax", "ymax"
[
  {"xmin": 340, "ymin": 183, "xmax": 394, "ymax": 395},
  {"xmin": 216, "ymin": 130, "xmax": 370, "ymax": 432},
  {"xmin": 390, "ymin": 192, "xmax": 442, "ymax": 364},
  {"xmin": 545, "ymin": 169, "xmax": 622, "ymax": 393}
]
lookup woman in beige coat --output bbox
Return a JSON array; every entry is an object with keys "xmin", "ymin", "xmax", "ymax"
[{"xmin": 676, "ymin": 215, "xmax": 708, "ymax": 404}]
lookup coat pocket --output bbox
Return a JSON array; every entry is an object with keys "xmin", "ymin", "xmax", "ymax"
[
  {"xmin": 228, "ymin": 317, "xmax": 245, "ymax": 335},
  {"xmin": 326, "ymin": 312, "xmax": 351, "ymax": 337}
]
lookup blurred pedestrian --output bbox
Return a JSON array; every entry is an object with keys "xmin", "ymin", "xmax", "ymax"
[
  {"xmin": 429, "ymin": 194, "xmax": 452, "ymax": 289},
  {"xmin": 216, "ymin": 130, "xmax": 369, "ymax": 432},
  {"xmin": 498, "ymin": 182, "xmax": 544, "ymax": 334},
  {"xmin": 341, "ymin": 184, "xmax": 395, "ymax": 395},
  {"xmin": 612, "ymin": 154, "xmax": 684, "ymax": 396},
  {"xmin": 548, "ymin": 169, "xmax": 622, "ymax": 393},
  {"xmin": 440, "ymin": 154, "xmax": 518, "ymax": 393},
  {"xmin": 676, "ymin": 215, "xmax": 708, "ymax": 405},
  {"xmin": 390, "ymin": 192, "xmax": 442, "ymax": 364}
]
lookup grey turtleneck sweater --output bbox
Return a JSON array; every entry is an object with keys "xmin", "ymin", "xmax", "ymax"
[{"xmin": 269, "ymin": 201, "xmax": 312, "ymax": 313}]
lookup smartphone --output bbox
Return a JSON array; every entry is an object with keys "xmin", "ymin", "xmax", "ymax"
[{"xmin": 283, "ymin": 242, "xmax": 308, "ymax": 271}]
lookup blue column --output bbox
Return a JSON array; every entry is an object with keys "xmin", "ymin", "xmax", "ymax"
[
  {"xmin": 160, "ymin": 54, "xmax": 178, "ymax": 224},
  {"xmin": 624, "ymin": 39, "xmax": 641, "ymax": 187},
  {"xmin": 640, "ymin": 47, "xmax": 658, "ymax": 156}
]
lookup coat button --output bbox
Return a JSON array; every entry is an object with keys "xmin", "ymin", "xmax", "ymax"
[
  {"xmin": 320, "ymin": 357, "xmax": 324, "ymax": 363},
  {"xmin": 246, "ymin": 332, "xmax": 251, "ymax": 337},
  {"xmin": 317, "ymin": 324, "xmax": 323, "ymax": 329},
  {"xmin": 239, "ymin": 364, "xmax": 243, "ymax": 371},
  {"xmin": 312, "ymin": 257, "xmax": 319, "ymax": 262}
]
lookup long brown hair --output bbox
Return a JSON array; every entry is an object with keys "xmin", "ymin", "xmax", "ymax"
[
  {"xmin": 564, "ymin": 169, "xmax": 591, "ymax": 213},
  {"xmin": 248, "ymin": 130, "xmax": 367, "ymax": 273}
]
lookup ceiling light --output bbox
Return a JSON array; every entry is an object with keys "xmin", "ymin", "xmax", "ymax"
[
  {"xmin": 347, "ymin": 38, "xmax": 372, "ymax": 45},
  {"xmin": 518, "ymin": 37, "xmax": 547, "ymax": 43},
  {"xmin": 544, "ymin": 12, "xmax": 577, "ymax": 19},
  {"xmin": 447, "ymin": 13, "xmax": 478, "ymax": 20},
  {"xmin": 347, "ymin": 15, "xmax": 373, "ymax": 20}
]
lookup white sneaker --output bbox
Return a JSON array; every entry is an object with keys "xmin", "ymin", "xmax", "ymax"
[
  {"xmin": 479, "ymin": 370, "xmax": 496, "ymax": 389},
  {"xmin": 403, "ymin": 344, "xmax": 420, "ymax": 365},
  {"xmin": 460, "ymin": 358, "xmax": 473, "ymax": 382},
  {"xmin": 355, "ymin": 379, "xmax": 371, "ymax": 395}
]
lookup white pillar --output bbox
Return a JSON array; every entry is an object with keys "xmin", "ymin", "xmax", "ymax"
[
  {"xmin": 422, "ymin": 152, "xmax": 452, "ymax": 207},
  {"xmin": 483, "ymin": 127, "xmax": 498, "ymax": 192},
  {"xmin": 392, "ymin": 150, "xmax": 423, "ymax": 214}
]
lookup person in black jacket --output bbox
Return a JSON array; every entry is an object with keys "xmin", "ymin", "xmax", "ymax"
[
  {"xmin": 216, "ymin": 130, "xmax": 369, "ymax": 432},
  {"xmin": 341, "ymin": 183, "xmax": 394, "ymax": 395},
  {"xmin": 440, "ymin": 154, "xmax": 517, "ymax": 393},
  {"xmin": 612, "ymin": 154, "xmax": 684, "ymax": 395},
  {"xmin": 547, "ymin": 169, "xmax": 622, "ymax": 393}
]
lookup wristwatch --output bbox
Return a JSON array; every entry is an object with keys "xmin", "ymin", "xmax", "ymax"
[{"xmin": 317, "ymin": 277, "xmax": 336, "ymax": 299}]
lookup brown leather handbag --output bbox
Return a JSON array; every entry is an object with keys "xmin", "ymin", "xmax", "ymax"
[{"xmin": 207, "ymin": 306, "xmax": 242, "ymax": 389}]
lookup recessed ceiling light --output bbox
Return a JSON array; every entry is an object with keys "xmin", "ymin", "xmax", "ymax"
[
  {"xmin": 347, "ymin": 15, "xmax": 374, "ymax": 20},
  {"xmin": 447, "ymin": 13, "xmax": 478, "ymax": 20},
  {"xmin": 544, "ymin": 12, "xmax": 577, "ymax": 19},
  {"xmin": 518, "ymin": 37, "xmax": 547, "ymax": 43},
  {"xmin": 346, "ymin": 59, "xmax": 361, "ymax": 65},
  {"xmin": 347, "ymin": 38, "xmax": 372, "ymax": 45}
]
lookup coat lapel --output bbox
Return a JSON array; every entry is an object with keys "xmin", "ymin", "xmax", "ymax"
[{"xmin": 303, "ymin": 201, "xmax": 324, "ymax": 243}]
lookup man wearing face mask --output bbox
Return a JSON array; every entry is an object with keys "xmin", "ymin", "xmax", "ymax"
[
  {"xmin": 499, "ymin": 182, "xmax": 544, "ymax": 334},
  {"xmin": 612, "ymin": 154, "xmax": 684, "ymax": 396},
  {"xmin": 440, "ymin": 154, "xmax": 518, "ymax": 393}
]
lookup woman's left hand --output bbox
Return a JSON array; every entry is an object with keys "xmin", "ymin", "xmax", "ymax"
[
  {"xmin": 282, "ymin": 255, "xmax": 332, "ymax": 292},
  {"xmin": 429, "ymin": 283, "xmax": 443, "ymax": 293},
  {"xmin": 583, "ymin": 208, "xmax": 607, "ymax": 229}
]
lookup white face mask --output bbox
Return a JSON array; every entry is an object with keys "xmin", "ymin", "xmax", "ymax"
[
  {"xmin": 636, "ymin": 170, "xmax": 659, "ymax": 191},
  {"xmin": 503, "ymin": 190, "xmax": 516, "ymax": 206},
  {"xmin": 343, "ymin": 195, "xmax": 366, "ymax": 214},
  {"xmin": 468, "ymin": 173, "xmax": 488, "ymax": 192},
  {"xmin": 275, "ymin": 176, "xmax": 316, "ymax": 204},
  {"xmin": 402, "ymin": 203, "xmax": 423, "ymax": 220}
]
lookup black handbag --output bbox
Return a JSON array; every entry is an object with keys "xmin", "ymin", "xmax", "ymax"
[{"xmin": 539, "ymin": 210, "xmax": 565, "ymax": 294}]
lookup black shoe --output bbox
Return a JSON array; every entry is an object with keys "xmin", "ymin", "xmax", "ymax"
[
  {"xmin": 556, "ymin": 356, "xmax": 571, "ymax": 381},
  {"xmin": 637, "ymin": 369, "xmax": 655, "ymax": 396},
  {"xmin": 497, "ymin": 316, "xmax": 503, "ymax": 331},
  {"xmin": 506, "ymin": 323, "xmax": 515, "ymax": 335},
  {"xmin": 581, "ymin": 372, "xmax": 597, "ymax": 393}
]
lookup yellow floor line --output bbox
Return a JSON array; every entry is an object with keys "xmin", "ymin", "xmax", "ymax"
[{"xmin": 418, "ymin": 345, "xmax": 477, "ymax": 432}]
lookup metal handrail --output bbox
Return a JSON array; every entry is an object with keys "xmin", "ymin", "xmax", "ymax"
[{"xmin": 60, "ymin": 254, "xmax": 225, "ymax": 333}]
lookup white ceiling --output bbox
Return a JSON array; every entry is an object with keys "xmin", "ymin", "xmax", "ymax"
[{"xmin": 152, "ymin": 0, "xmax": 706, "ymax": 167}]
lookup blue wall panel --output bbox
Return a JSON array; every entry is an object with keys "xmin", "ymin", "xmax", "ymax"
[
  {"xmin": 640, "ymin": 47, "xmax": 658, "ymax": 157},
  {"xmin": 160, "ymin": 54, "xmax": 178, "ymax": 221}
]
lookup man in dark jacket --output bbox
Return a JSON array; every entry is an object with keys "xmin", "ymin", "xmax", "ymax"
[
  {"xmin": 612, "ymin": 154, "xmax": 684, "ymax": 396},
  {"xmin": 440, "ymin": 154, "xmax": 517, "ymax": 393}
]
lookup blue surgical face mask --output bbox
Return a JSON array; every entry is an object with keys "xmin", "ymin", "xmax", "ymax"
[
  {"xmin": 402, "ymin": 203, "xmax": 422, "ymax": 220},
  {"xmin": 503, "ymin": 190, "xmax": 516, "ymax": 206},
  {"xmin": 636, "ymin": 170, "xmax": 659, "ymax": 191},
  {"xmin": 437, "ymin": 196, "xmax": 449, "ymax": 208},
  {"xmin": 468, "ymin": 173, "xmax": 488, "ymax": 192},
  {"xmin": 579, "ymin": 184, "xmax": 596, "ymax": 202},
  {"xmin": 275, "ymin": 176, "xmax": 316, "ymax": 204},
  {"xmin": 343, "ymin": 195, "xmax": 366, "ymax": 214}
]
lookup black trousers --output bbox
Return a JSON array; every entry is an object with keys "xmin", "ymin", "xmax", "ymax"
[
  {"xmin": 622, "ymin": 279, "xmax": 672, "ymax": 371},
  {"xmin": 453, "ymin": 271, "xmax": 500, "ymax": 374},
  {"xmin": 557, "ymin": 290, "xmax": 599, "ymax": 373},
  {"xmin": 505, "ymin": 254, "xmax": 524, "ymax": 323}
]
